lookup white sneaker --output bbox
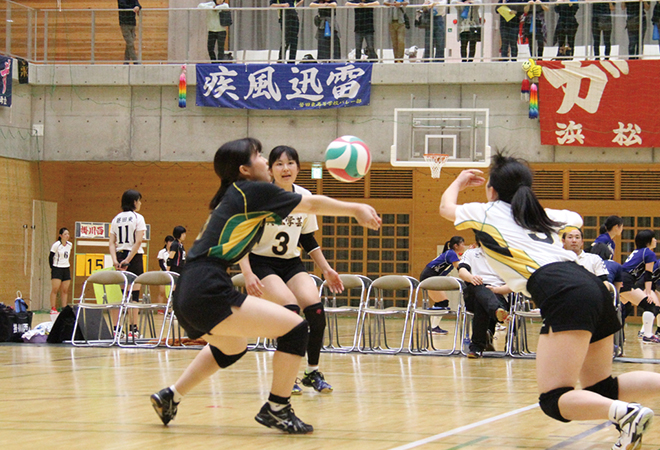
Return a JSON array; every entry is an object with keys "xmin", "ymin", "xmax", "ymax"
[{"xmin": 612, "ymin": 403, "xmax": 654, "ymax": 450}]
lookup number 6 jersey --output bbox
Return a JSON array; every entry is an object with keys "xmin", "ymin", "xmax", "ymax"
[{"xmin": 249, "ymin": 184, "xmax": 318, "ymax": 259}]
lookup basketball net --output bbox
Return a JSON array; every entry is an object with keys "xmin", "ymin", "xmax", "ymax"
[{"xmin": 424, "ymin": 154, "xmax": 449, "ymax": 179}]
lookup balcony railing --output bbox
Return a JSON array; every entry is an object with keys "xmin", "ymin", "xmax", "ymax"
[{"xmin": 1, "ymin": 0, "xmax": 658, "ymax": 64}]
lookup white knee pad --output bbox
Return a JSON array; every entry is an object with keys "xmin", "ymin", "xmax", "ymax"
[{"xmin": 642, "ymin": 311, "xmax": 654, "ymax": 337}]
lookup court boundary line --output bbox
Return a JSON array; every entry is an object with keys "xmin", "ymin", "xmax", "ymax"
[{"xmin": 388, "ymin": 403, "xmax": 539, "ymax": 450}]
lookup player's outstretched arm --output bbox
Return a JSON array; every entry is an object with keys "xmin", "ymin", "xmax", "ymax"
[
  {"xmin": 295, "ymin": 195, "xmax": 381, "ymax": 230},
  {"xmin": 439, "ymin": 169, "xmax": 485, "ymax": 222}
]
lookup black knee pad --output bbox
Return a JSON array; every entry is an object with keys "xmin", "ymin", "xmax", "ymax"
[
  {"xmin": 210, "ymin": 345, "xmax": 247, "ymax": 369},
  {"xmin": 584, "ymin": 376, "xmax": 619, "ymax": 400},
  {"xmin": 284, "ymin": 304, "xmax": 301, "ymax": 315},
  {"xmin": 131, "ymin": 290, "xmax": 140, "ymax": 302},
  {"xmin": 539, "ymin": 387, "xmax": 574, "ymax": 422},
  {"xmin": 303, "ymin": 302, "xmax": 325, "ymax": 333},
  {"xmin": 277, "ymin": 320, "xmax": 309, "ymax": 357}
]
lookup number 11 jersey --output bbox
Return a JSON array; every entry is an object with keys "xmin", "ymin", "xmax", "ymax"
[{"xmin": 110, "ymin": 210, "xmax": 147, "ymax": 253}]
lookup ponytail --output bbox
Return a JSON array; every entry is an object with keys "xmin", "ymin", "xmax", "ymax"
[
  {"xmin": 599, "ymin": 225, "xmax": 607, "ymax": 234},
  {"xmin": 209, "ymin": 138, "xmax": 263, "ymax": 210},
  {"xmin": 489, "ymin": 152, "xmax": 562, "ymax": 236},
  {"xmin": 442, "ymin": 236, "xmax": 464, "ymax": 253}
]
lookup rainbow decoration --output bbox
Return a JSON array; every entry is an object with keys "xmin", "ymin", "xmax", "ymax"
[
  {"xmin": 529, "ymin": 82, "xmax": 539, "ymax": 119},
  {"xmin": 178, "ymin": 65, "xmax": 186, "ymax": 108}
]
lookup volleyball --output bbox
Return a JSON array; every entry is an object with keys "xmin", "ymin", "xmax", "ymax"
[{"xmin": 324, "ymin": 136, "xmax": 371, "ymax": 182}]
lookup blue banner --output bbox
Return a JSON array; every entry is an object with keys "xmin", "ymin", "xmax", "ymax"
[
  {"xmin": 196, "ymin": 63, "xmax": 372, "ymax": 110},
  {"xmin": 0, "ymin": 55, "xmax": 12, "ymax": 108}
]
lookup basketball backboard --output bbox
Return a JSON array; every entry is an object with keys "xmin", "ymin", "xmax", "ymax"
[{"xmin": 391, "ymin": 108, "xmax": 491, "ymax": 169}]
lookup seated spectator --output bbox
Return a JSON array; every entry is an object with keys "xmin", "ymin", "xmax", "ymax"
[
  {"xmin": 621, "ymin": 229, "xmax": 660, "ymax": 342},
  {"xmin": 199, "ymin": 0, "xmax": 230, "ymax": 62},
  {"xmin": 562, "ymin": 228, "xmax": 608, "ymax": 280},
  {"xmin": 419, "ymin": 235, "xmax": 465, "ymax": 335},
  {"xmin": 347, "ymin": 0, "xmax": 380, "ymax": 60},
  {"xmin": 457, "ymin": 239, "xmax": 511, "ymax": 358}
]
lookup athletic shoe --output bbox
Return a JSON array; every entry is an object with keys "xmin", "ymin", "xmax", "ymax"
[
  {"xmin": 291, "ymin": 379, "xmax": 303, "ymax": 395},
  {"xmin": 638, "ymin": 331, "xmax": 645, "ymax": 339},
  {"xmin": 50, "ymin": 307, "xmax": 58, "ymax": 315},
  {"xmin": 467, "ymin": 349, "xmax": 482, "ymax": 358},
  {"xmin": 254, "ymin": 402, "xmax": 314, "ymax": 434},
  {"xmin": 150, "ymin": 387, "xmax": 179, "ymax": 426},
  {"xmin": 301, "ymin": 370, "xmax": 333, "ymax": 393},
  {"xmin": 495, "ymin": 308, "xmax": 509, "ymax": 323},
  {"xmin": 642, "ymin": 335, "xmax": 660, "ymax": 344},
  {"xmin": 612, "ymin": 403, "xmax": 654, "ymax": 450},
  {"xmin": 430, "ymin": 326, "xmax": 449, "ymax": 335}
]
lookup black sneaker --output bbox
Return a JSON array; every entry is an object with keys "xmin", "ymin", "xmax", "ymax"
[
  {"xmin": 301, "ymin": 370, "xmax": 333, "ymax": 393},
  {"xmin": 150, "ymin": 387, "xmax": 179, "ymax": 426},
  {"xmin": 255, "ymin": 402, "xmax": 314, "ymax": 434}
]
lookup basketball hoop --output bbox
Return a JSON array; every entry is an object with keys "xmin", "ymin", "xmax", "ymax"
[{"xmin": 423, "ymin": 153, "xmax": 449, "ymax": 179}]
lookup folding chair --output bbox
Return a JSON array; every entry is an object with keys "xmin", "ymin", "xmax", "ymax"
[
  {"xmin": 71, "ymin": 270, "xmax": 136, "ymax": 347},
  {"xmin": 322, "ymin": 274, "xmax": 371, "ymax": 353},
  {"xmin": 505, "ymin": 292, "xmax": 541, "ymax": 358},
  {"xmin": 606, "ymin": 281, "xmax": 625, "ymax": 358},
  {"xmin": 409, "ymin": 276, "xmax": 462, "ymax": 355},
  {"xmin": 117, "ymin": 271, "xmax": 178, "ymax": 348},
  {"xmin": 357, "ymin": 275, "xmax": 419, "ymax": 354}
]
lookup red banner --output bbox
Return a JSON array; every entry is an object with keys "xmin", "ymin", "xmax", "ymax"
[{"xmin": 538, "ymin": 60, "xmax": 660, "ymax": 147}]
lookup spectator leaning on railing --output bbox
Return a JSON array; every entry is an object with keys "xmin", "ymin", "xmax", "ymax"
[{"xmin": 118, "ymin": 0, "xmax": 141, "ymax": 64}]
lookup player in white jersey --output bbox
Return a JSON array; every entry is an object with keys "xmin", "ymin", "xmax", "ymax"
[
  {"xmin": 440, "ymin": 153, "xmax": 660, "ymax": 450},
  {"xmin": 240, "ymin": 145, "xmax": 341, "ymax": 394},
  {"xmin": 109, "ymin": 189, "xmax": 147, "ymax": 337},
  {"xmin": 49, "ymin": 227, "xmax": 72, "ymax": 314}
]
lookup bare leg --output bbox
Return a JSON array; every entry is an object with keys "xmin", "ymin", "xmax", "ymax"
[
  {"xmin": 50, "ymin": 279, "xmax": 61, "ymax": 309},
  {"xmin": 537, "ymin": 329, "xmax": 613, "ymax": 421},
  {"xmin": 60, "ymin": 280, "xmax": 70, "ymax": 307}
]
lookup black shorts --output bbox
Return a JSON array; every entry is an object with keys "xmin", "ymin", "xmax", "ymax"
[
  {"xmin": 249, "ymin": 254, "xmax": 307, "ymax": 283},
  {"xmin": 172, "ymin": 258, "xmax": 247, "ymax": 340},
  {"xmin": 51, "ymin": 267, "xmax": 71, "ymax": 282},
  {"xmin": 527, "ymin": 261, "xmax": 621, "ymax": 343},
  {"xmin": 420, "ymin": 266, "xmax": 438, "ymax": 281},
  {"xmin": 621, "ymin": 271, "xmax": 645, "ymax": 293},
  {"xmin": 117, "ymin": 250, "xmax": 144, "ymax": 276}
]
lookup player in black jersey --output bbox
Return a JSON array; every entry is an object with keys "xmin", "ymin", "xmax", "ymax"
[{"xmin": 151, "ymin": 138, "xmax": 381, "ymax": 434}]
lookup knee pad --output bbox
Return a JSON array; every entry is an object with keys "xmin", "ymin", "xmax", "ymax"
[
  {"xmin": 584, "ymin": 376, "xmax": 619, "ymax": 400},
  {"xmin": 210, "ymin": 345, "xmax": 247, "ymax": 369},
  {"xmin": 131, "ymin": 290, "xmax": 140, "ymax": 302},
  {"xmin": 539, "ymin": 387, "xmax": 574, "ymax": 422},
  {"xmin": 303, "ymin": 302, "xmax": 325, "ymax": 332},
  {"xmin": 277, "ymin": 320, "xmax": 309, "ymax": 357},
  {"xmin": 283, "ymin": 304, "xmax": 301, "ymax": 315}
]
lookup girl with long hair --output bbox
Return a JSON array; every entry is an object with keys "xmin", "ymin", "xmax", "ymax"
[{"xmin": 439, "ymin": 153, "xmax": 660, "ymax": 450}]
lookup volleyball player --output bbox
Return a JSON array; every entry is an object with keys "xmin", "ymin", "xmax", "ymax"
[
  {"xmin": 621, "ymin": 230, "xmax": 660, "ymax": 342},
  {"xmin": 150, "ymin": 138, "xmax": 381, "ymax": 434},
  {"xmin": 109, "ymin": 189, "xmax": 146, "ymax": 338},
  {"xmin": 49, "ymin": 227, "xmax": 72, "ymax": 314},
  {"xmin": 419, "ymin": 235, "xmax": 465, "ymax": 334},
  {"xmin": 439, "ymin": 153, "xmax": 660, "ymax": 450},
  {"xmin": 167, "ymin": 226, "xmax": 186, "ymax": 274},
  {"xmin": 593, "ymin": 215, "xmax": 624, "ymax": 254},
  {"xmin": 239, "ymin": 145, "xmax": 339, "ymax": 394}
]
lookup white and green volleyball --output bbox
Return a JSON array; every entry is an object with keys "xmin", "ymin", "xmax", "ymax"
[{"xmin": 324, "ymin": 136, "xmax": 372, "ymax": 183}]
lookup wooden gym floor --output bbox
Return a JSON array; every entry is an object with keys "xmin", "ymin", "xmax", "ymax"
[{"xmin": 2, "ymin": 315, "xmax": 660, "ymax": 450}]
